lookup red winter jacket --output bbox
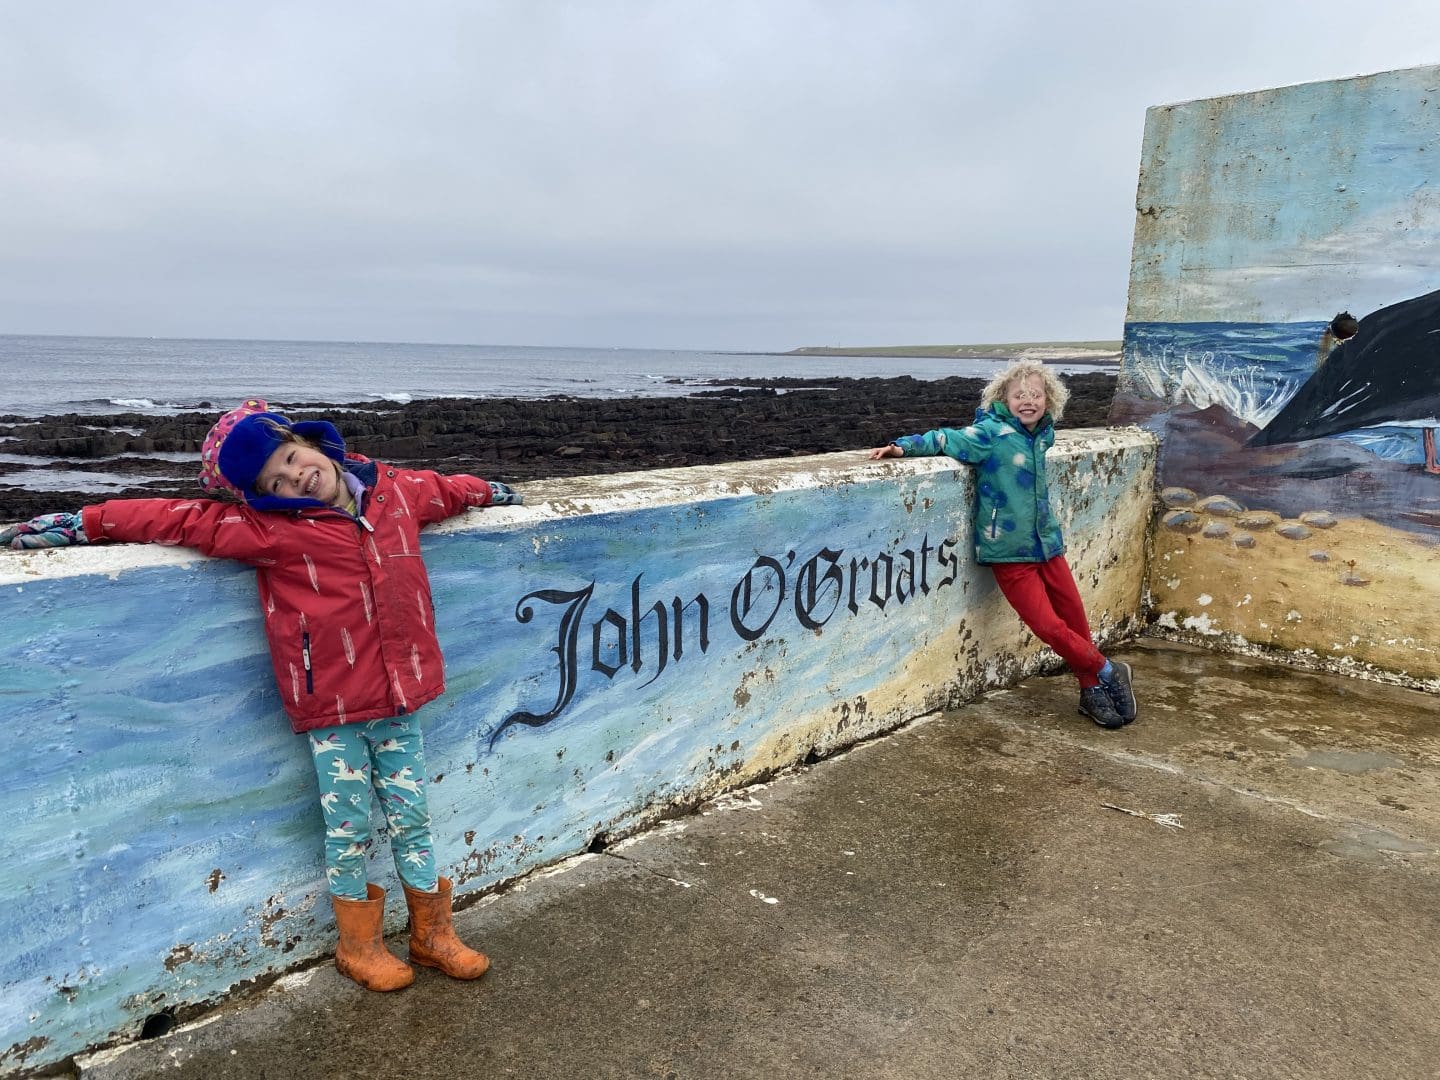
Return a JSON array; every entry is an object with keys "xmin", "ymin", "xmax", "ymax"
[{"xmin": 81, "ymin": 459, "xmax": 495, "ymax": 733}]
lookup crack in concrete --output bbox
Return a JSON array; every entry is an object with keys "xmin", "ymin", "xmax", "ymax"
[{"xmin": 603, "ymin": 851, "xmax": 694, "ymax": 889}]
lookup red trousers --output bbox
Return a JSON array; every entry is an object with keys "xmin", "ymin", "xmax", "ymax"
[{"xmin": 989, "ymin": 555, "xmax": 1105, "ymax": 688}]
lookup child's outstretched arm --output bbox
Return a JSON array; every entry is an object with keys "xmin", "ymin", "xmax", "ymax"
[
  {"xmin": 401, "ymin": 469, "xmax": 523, "ymax": 527},
  {"xmin": 865, "ymin": 424, "xmax": 994, "ymax": 465},
  {"xmin": 4, "ymin": 501, "xmax": 277, "ymax": 563},
  {"xmin": 80, "ymin": 498, "xmax": 287, "ymax": 564},
  {"xmin": 0, "ymin": 511, "xmax": 88, "ymax": 549}
]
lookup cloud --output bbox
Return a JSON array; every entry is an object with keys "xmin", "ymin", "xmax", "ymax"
[{"xmin": 4, "ymin": 1, "xmax": 1440, "ymax": 347}]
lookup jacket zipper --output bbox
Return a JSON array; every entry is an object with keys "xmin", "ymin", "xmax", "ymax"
[
  {"xmin": 302, "ymin": 631, "xmax": 314, "ymax": 693},
  {"xmin": 1031, "ymin": 437, "xmax": 1049, "ymax": 550},
  {"xmin": 1035, "ymin": 444, "xmax": 1043, "ymax": 541},
  {"xmin": 989, "ymin": 507, "xmax": 999, "ymax": 540}
]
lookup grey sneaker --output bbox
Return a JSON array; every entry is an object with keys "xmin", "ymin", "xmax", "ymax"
[
  {"xmin": 1099, "ymin": 660, "xmax": 1137, "ymax": 724},
  {"xmin": 1079, "ymin": 686, "xmax": 1125, "ymax": 729}
]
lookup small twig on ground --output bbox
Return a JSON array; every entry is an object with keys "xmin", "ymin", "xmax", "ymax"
[{"xmin": 1101, "ymin": 803, "xmax": 1184, "ymax": 829}]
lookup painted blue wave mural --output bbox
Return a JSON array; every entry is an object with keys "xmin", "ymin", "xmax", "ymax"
[{"xmin": 1124, "ymin": 320, "xmax": 1429, "ymax": 463}]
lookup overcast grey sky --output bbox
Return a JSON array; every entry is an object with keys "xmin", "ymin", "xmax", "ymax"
[{"xmin": 3, "ymin": 2, "xmax": 1438, "ymax": 351}]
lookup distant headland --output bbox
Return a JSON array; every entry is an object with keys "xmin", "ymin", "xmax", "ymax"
[{"xmin": 788, "ymin": 341, "xmax": 1122, "ymax": 365}]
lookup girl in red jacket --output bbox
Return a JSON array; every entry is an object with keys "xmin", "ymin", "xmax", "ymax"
[{"xmin": 0, "ymin": 398, "xmax": 521, "ymax": 993}]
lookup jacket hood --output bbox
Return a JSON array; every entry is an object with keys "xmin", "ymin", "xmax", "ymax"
[
  {"xmin": 237, "ymin": 417, "xmax": 350, "ymax": 512},
  {"xmin": 199, "ymin": 396, "xmax": 351, "ymax": 512}
]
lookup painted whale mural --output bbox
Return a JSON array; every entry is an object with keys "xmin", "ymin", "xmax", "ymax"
[
  {"xmin": 1111, "ymin": 63, "xmax": 1440, "ymax": 682},
  {"xmin": 1247, "ymin": 288, "xmax": 1440, "ymax": 472}
]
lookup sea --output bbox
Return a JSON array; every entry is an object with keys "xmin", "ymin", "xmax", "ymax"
[
  {"xmin": 0, "ymin": 334, "xmax": 1116, "ymax": 496},
  {"xmin": 0, "ymin": 334, "xmax": 1112, "ymax": 418},
  {"xmin": 1123, "ymin": 320, "xmax": 1429, "ymax": 462}
]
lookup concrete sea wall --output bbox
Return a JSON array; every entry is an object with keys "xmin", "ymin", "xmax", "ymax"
[
  {"xmin": 1113, "ymin": 63, "xmax": 1440, "ymax": 686},
  {"xmin": 1, "ymin": 436, "xmax": 1154, "ymax": 1075}
]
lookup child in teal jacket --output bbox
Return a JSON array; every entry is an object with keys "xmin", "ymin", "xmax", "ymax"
[{"xmin": 869, "ymin": 360, "xmax": 1137, "ymax": 728}]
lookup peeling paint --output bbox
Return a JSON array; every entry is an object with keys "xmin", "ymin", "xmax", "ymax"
[
  {"xmin": 164, "ymin": 944, "xmax": 196, "ymax": 972},
  {"xmin": 1, "ymin": 440, "xmax": 1154, "ymax": 1075},
  {"xmin": 0, "ymin": 1037, "xmax": 49, "ymax": 1073},
  {"xmin": 1123, "ymin": 65, "xmax": 1440, "ymax": 683}
]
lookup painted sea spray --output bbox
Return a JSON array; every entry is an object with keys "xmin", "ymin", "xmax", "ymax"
[
  {"xmin": 1125, "ymin": 319, "xmax": 1436, "ymax": 465},
  {"xmin": 1122, "ymin": 324, "xmax": 1306, "ymax": 429}
]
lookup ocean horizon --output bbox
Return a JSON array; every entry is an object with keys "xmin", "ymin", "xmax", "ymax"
[
  {"xmin": 0, "ymin": 332, "xmax": 1118, "ymax": 497},
  {"xmin": 0, "ymin": 333, "xmax": 1111, "ymax": 419}
]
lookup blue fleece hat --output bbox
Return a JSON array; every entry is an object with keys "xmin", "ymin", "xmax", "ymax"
[{"xmin": 199, "ymin": 398, "xmax": 348, "ymax": 510}]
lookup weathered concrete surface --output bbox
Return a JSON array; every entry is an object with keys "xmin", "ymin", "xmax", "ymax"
[
  {"xmin": 1118, "ymin": 63, "xmax": 1440, "ymax": 684},
  {"xmin": 3, "ymin": 438, "xmax": 1157, "ymax": 1077},
  {"xmin": 72, "ymin": 640, "xmax": 1440, "ymax": 1080}
]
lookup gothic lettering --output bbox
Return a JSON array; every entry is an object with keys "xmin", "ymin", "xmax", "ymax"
[
  {"xmin": 672, "ymin": 592, "xmax": 710, "ymax": 660},
  {"xmin": 592, "ymin": 609, "xmax": 628, "ymax": 678},
  {"xmin": 869, "ymin": 552, "xmax": 893, "ymax": 609},
  {"xmin": 730, "ymin": 555, "xmax": 787, "ymax": 641},
  {"xmin": 501, "ymin": 529, "xmax": 963, "ymax": 739},
  {"xmin": 895, "ymin": 548, "xmax": 916, "ymax": 604},
  {"xmin": 794, "ymin": 547, "xmax": 844, "ymax": 630},
  {"xmin": 936, "ymin": 538, "xmax": 959, "ymax": 590},
  {"xmin": 490, "ymin": 583, "xmax": 595, "ymax": 746}
]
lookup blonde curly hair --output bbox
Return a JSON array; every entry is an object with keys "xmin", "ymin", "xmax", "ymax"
[{"xmin": 979, "ymin": 358, "xmax": 1069, "ymax": 422}]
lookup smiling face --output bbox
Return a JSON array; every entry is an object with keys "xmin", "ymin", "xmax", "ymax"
[
  {"xmin": 1004, "ymin": 374, "xmax": 1047, "ymax": 430},
  {"xmin": 255, "ymin": 438, "xmax": 346, "ymax": 506}
]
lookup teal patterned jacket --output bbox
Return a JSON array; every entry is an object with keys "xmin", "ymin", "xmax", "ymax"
[{"xmin": 893, "ymin": 402, "xmax": 1065, "ymax": 564}]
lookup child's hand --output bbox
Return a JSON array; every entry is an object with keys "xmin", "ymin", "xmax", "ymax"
[
  {"xmin": 488, "ymin": 481, "xmax": 523, "ymax": 506},
  {"xmin": 0, "ymin": 511, "xmax": 89, "ymax": 549},
  {"xmin": 867, "ymin": 444, "xmax": 903, "ymax": 460}
]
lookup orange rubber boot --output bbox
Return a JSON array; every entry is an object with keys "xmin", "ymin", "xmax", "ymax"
[
  {"xmin": 331, "ymin": 883, "xmax": 415, "ymax": 991},
  {"xmin": 403, "ymin": 876, "xmax": 491, "ymax": 979}
]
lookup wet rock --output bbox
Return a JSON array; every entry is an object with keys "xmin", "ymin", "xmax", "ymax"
[
  {"xmin": 1196, "ymin": 495, "xmax": 1245, "ymax": 517},
  {"xmin": 1298, "ymin": 511, "xmax": 1338, "ymax": 529},
  {"xmin": 1276, "ymin": 522, "xmax": 1313, "ymax": 540},
  {"xmin": 1162, "ymin": 509, "xmax": 1202, "ymax": 533},
  {"xmin": 1232, "ymin": 533, "xmax": 1256, "ymax": 549},
  {"xmin": 1160, "ymin": 486, "xmax": 1197, "ymax": 507},
  {"xmin": 0, "ymin": 375, "xmax": 1120, "ymax": 523},
  {"xmin": 1201, "ymin": 522, "xmax": 1231, "ymax": 539}
]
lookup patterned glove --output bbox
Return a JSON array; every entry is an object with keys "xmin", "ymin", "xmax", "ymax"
[
  {"xmin": 0, "ymin": 511, "xmax": 89, "ymax": 550},
  {"xmin": 488, "ymin": 481, "xmax": 523, "ymax": 506}
]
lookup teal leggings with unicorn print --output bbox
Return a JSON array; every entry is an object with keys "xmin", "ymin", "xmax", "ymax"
[{"xmin": 307, "ymin": 713, "xmax": 439, "ymax": 900}]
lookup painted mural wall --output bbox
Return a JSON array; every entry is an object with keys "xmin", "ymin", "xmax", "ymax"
[
  {"xmin": 1113, "ymin": 64, "xmax": 1440, "ymax": 685},
  {"xmin": 1, "ymin": 437, "xmax": 1154, "ymax": 1075}
]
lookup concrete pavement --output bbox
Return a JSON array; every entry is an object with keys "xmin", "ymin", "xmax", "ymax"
[{"xmin": 74, "ymin": 639, "xmax": 1440, "ymax": 1080}]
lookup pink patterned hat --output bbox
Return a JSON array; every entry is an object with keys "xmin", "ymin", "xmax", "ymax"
[
  {"xmin": 197, "ymin": 398, "xmax": 349, "ymax": 508},
  {"xmin": 197, "ymin": 398, "xmax": 270, "ymax": 499}
]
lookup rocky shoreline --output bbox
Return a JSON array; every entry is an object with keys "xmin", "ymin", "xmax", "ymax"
[{"xmin": 0, "ymin": 373, "xmax": 1117, "ymax": 522}]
